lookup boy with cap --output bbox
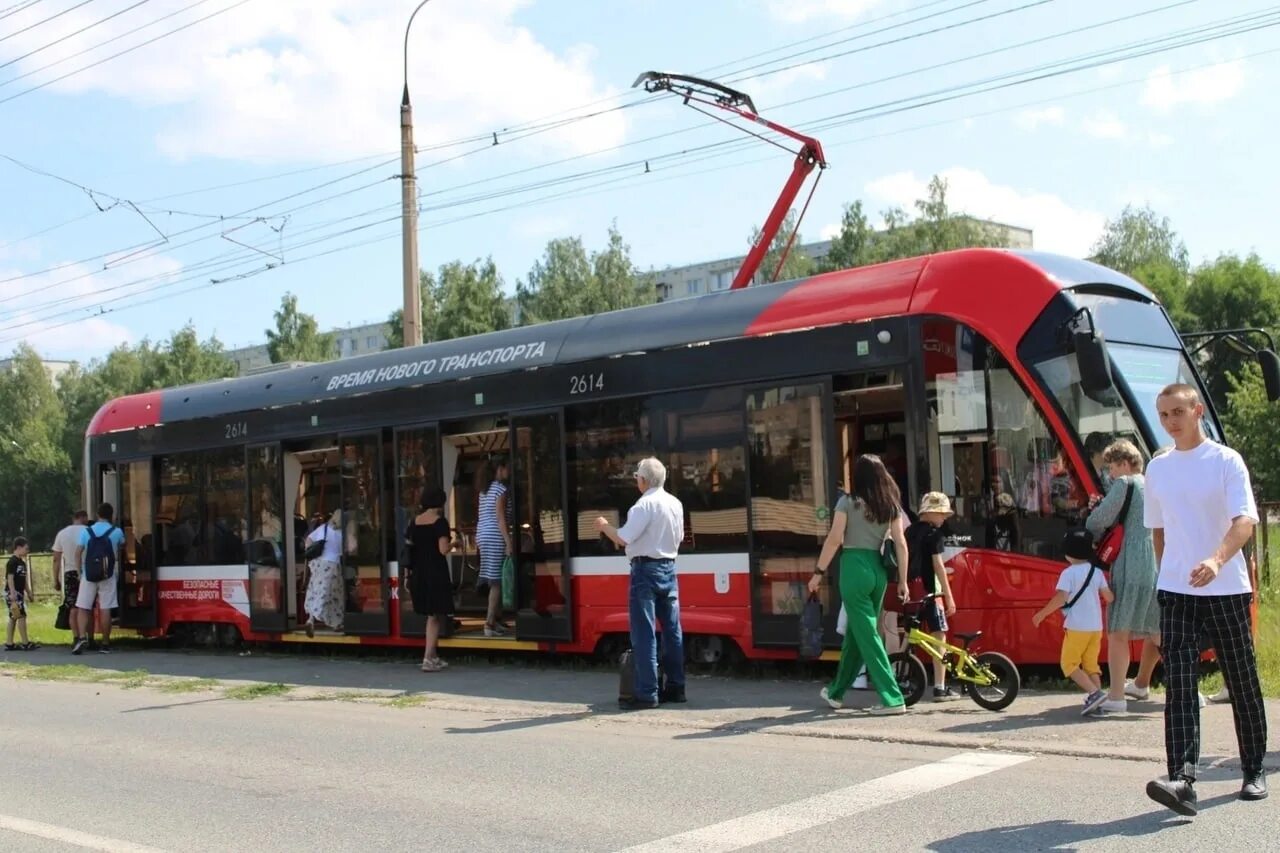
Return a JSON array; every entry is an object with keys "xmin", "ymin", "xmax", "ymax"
[{"xmin": 1033, "ymin": 528, "xmax": 1114, "ymax": 716}]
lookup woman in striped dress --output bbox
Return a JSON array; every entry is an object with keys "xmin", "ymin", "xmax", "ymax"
[{"xmin": 475, "ymin": 458, "xmax": 513, "ymax": 637}]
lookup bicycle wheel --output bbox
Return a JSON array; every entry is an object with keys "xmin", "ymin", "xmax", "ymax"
[
  {"xmin": 967, "ymin": 651, "xmax": 1020, "ymax": 711},
  {"xmin": 889, "ymin": 651, "xmax": 928, "ymax": 707}
]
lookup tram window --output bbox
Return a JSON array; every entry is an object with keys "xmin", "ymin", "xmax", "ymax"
[
  {"xmin": 747, "ymin": 384, "xmax": 831, "ymax": 616},
  {"xmin": 921, "ymin": 320, "xmax": 1086, "ymax": 560},
  {"xmin": 567, "ymin": 388, "xmax": 749, "ymax": 555},
  {"xmin": 156, "ymin": 449, "xmax": 246, "ymax": 566},
  {"xmin": 568, "ymin": 398, "xmax": 654, "ymax": 556}
]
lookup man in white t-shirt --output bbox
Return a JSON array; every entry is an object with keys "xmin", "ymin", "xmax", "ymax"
[
  {"xmin": 1143, "ymin": 384, "xmax": 1267, "ymax": 815},
  {"xmin": 51, "ymin": 509, "xmax": 89, "ymax": 635}
]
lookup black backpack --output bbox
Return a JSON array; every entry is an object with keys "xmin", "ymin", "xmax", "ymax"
[{"xmin": 83, "ymin": 525, "xmax": 117, "ymax": 583}]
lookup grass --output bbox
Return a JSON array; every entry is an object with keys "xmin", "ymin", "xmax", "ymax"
[
  {"xmin": 2, "ymin": 662, "xmax": 150, "ymax": 688},
  {"xmin": 386, "ymin": 692, "xmax": 429, "ymax": 709},
  {"xmin": 15, "ymin": 601, "xmax": 139, "ymax": 647},
  {"xmin": 224, "ymin": 682, "xmax": 292, "ymax": 700},
  {"xmin": 155, "ymin": 677, "xmax": 222, "ymax": 694}
]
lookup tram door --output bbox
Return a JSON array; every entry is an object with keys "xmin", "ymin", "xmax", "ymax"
[
  {"xmin": 247, "ymin": 444, "xmax": 288, "ymax": 633},
  {"xmin": 101, "ymin": 461, "xmax": 158, "ymax": 630},
  {"xmin": 339, "ymin": 432, "xmax": 391, "ymax": 635},
  {"xmin": 509, "ymin": 411, "xmax": 572, "ymax": 642}
]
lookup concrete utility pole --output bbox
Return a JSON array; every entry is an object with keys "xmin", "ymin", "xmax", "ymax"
[{"xmin": 399, "ymin": 0, "xmax": 432, "ymax": 349}]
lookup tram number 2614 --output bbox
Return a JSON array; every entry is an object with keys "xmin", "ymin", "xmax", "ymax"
[
  {"xmin": 224, "ymin": 421, "xmax": 249, "ymax": 440},
  {"xmin": 569, "ymin": 373, "xmax": 605, "ymax": 395}
]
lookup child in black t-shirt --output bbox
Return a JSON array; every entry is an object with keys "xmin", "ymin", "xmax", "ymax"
[
  {"xmin": 5, "ymin": 536, "xmax": 38, "ymax": 651},
  {"xmin": 906, "ymin": 493, "xmax": 958, "ymax": 700}
]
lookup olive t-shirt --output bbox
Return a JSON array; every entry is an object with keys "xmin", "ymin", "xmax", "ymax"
[{"xmin": 835, "ymin": 494, "xmax": 891, "ymax": 550}]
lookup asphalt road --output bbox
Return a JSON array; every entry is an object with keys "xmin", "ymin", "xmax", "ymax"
[{"xmin": 1, "ymin": 677, "xmax": 1274, "ymax": 852}]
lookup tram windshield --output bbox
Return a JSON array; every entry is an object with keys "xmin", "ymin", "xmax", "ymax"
[{"xmin": 1026, "ymin": 291, "xmax": 1219, "ymax": 473}]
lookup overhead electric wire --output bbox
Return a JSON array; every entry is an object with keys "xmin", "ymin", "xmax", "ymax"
[
  {"xmin": 0, "ymin": 0, "xmax": 152, "ymax": 70},
  {"xmin": 0, "ymin": 0, "xmax": 97, "ymax": 44},
  {"xmin": 1, "ymin": 1, "xmax": 1266, "ymax": 337},
  {"xmin": 0, "ymin": 0, "xmax": 45, "ymax": 23},
  {"xmin": 0, "ymin": 0, "xmax": 254, "ymax": 105}
]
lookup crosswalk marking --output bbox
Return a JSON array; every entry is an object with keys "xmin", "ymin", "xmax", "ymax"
[
  {"xmin": 615, "ymin": 751, "xmax": 1033, "ymax": 852},
  {"xmin": 0, "ymin": 814, "xmax": 171, "ymax": 853}
]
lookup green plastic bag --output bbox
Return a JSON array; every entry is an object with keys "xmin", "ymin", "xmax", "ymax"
[{"xmin": 501, "ymin": 555, "xmax": 515, "ymax": 609}]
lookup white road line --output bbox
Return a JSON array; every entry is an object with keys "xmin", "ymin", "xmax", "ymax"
[
  {"xmin": 616, "ymin": 751, "xmax": 1032, "ymax": 853},
  {"xmin": 0, "ymin": 814, "xmax": 170, "ymax": 853}
]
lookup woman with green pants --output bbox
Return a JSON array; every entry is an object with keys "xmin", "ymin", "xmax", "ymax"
[{"xmin": 809, "ymin": 454, "xmax": 910, "ymax": 715}]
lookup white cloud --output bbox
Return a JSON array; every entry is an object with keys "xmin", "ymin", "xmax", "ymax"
[
  {"xmin": 1146, "ymin": 131, "xmax": 1174, "ymax": 148},
  {"xmin": 1081, "ymin": 111, "xmax": 1127, "ymax": 140},
  {"xmin": 1015, "ymin": 106, "xmax": 1065, "ymax": 131},
  {"xmin": 0, "ymin": 254, "xmax": 185, "ymax": 360},
  {"xmin": 767, "ymin": 0, "xmax": 886, "ymax": 23},
  {"xmin": 1141, "ymin": 58, "xmax": 1246, "ymax": 113},
  {"xmin": 819, "ymin": 222, "xmax": 842, "ymax": 240},
  {"xmin": 0, "ymin": 0, "xmax": 627, "ymax": 163},
  {"xmin": 864, "ymin": 167, "xmax": 1105, "ymax": 257},
  {"xmin": 736, "ymin": 63, "xmax": 828, "ymax": 107}
]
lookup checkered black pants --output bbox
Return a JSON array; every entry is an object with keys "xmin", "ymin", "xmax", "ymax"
[{"xmin": 1159, "ymin": 591, "xmax": 1268, "ymax": 780}]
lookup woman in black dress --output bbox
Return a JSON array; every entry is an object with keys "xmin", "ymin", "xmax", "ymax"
[{"xmin": 409, "ymin": 487, "xmax": 454, "ymax": 671}]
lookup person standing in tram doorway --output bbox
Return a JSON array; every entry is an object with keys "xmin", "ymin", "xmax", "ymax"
[
  {"xmin": 809, "ymin": 455, "xmax": 910, "ymax": 715},
  {"xmin": 475, "ymin": 458, "xmax": 513, "ymax": 637},
  {"xmin": 1143, "ymin": 384, "xmax": 1267, "ymax": 815},
  {"xmin": 595, "ymin": 457, "xmax": 687, "ymax": 711},
  {"xmin": 303, "ymin": 510, "xmax": 345, "ymax": 636},
  {"xmin": 409, "ymin": 487, "xmax": 454, "ymax": 672}
]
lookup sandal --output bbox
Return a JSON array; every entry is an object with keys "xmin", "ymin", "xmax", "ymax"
[
  {"xmin": 19, "ymin": 642, "xmax": 39, "ymax": 651},
  {"xmin": 3, "ymin": 644, "xmax": 15, "ymax": 651},
  {"xmin": 420, "ymin": 659, "xmax": 443, "ymax": 672}
]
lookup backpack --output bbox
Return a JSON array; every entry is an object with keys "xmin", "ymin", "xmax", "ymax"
[{"xmin": 83, "ymin": 525, "xmax": 117, "ymax": 583}]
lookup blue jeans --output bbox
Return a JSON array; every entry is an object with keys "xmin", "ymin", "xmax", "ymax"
[{"xmin": 629, "ymin": 558, "xmax": 685, "ymax": 702}]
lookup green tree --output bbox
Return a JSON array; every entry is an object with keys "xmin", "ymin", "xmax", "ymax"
[
  {"xmin": 386, "ymin": 270, "xmax": 441, "ymax": 349},
  {"xmin": 265, "ymin": 293, "xmax": 336, "ymax": 363},
  {"xmin": 435, "ymin": 258, "xmax": 510, "ymax": 340},
  {"xmin": 518, "ymin": 224, "xmax": 652, "ymax": 324},
  {"xmin": 1089, "ymin": 206, "xmax": 1193, "ymax": 325},
  {"xmin": 152, "ymin": 325, "xmax": 236, "ymax": 388},
  {"xmin": 817, "ymin": 200, "xmax": 873, "ymax": 273},
  {"xmin": 750, "ymin": 209, "xmax": 813, "ymax": 284},
  {"xmin": 0, "ymin": 345, "xmax": 75, "ymax": 547},
  {"xmin": 1090, "ymin": 205, "xmax": 1190, "ymax": 276},
  {"xmin": 1223, "ymin": 363, "xmax": 1280, "ymax": 500},
  {"xmin": 1184, "ymin": 253, "xmax": 1280, "ymax": 407}
]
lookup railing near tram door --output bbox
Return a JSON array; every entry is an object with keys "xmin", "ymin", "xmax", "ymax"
[{"xmin": 1254, "ymin": 501, "xmax": 1279, "ymax": 593}]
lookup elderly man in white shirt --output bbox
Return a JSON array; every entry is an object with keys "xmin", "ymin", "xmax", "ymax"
[{"xmin": 596, "ymin": 456, "xmax": 687, "ymax": 710}]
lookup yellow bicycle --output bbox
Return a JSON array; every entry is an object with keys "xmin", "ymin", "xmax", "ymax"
[{"xmin": 888, "ymin": 594, "xmax": 1021, "ymax": 711}]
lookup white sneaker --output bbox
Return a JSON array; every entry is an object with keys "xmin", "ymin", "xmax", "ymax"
[
  {"xmin": 1124, "ymin": 681, "xmax": 1150, "ymax": 701},
  {"xmin": 1198, "ymin": 692, "xmax": 1208, "ymax": 708},
  {"xmin": 820, "ymin": 687, "xmax": 843, "ymax": 710},
  {"xmin": 864, "ymin": 703, "xmax": 907, "ymax": 716},
  {"xmin": 1207, "ymin": 686, "xmax": 1231, "ymax": 704},
  {"xmin": 1100, "ymin": 698, "xmax": 1127, "ymax": 713},
  {"xmin": 852, "ymin": 672, "xmax": 869, "ymax": 690}
]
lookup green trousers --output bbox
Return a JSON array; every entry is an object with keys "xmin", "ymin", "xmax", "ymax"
[{"xmin": 827, "ymin": 548, "xmax": 905, "ymax": 707}]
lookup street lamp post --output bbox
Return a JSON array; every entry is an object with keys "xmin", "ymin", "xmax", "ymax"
[
  {"xmin": 6, "ymin": 438, "xmax": 24, "ymax": 537},
  {"xmin": 400, "ymin": 0, "xmax": 432, "ymax": 349}
]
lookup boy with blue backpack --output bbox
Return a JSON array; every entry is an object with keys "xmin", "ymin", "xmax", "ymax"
[{"xmin": 72, "ymin": 502, "xmax": 125, "ymax": 656}]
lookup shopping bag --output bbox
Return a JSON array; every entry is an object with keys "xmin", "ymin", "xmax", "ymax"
[
  {"xmin": 55, "ymin": 603, "xmax": 72, "ymax": 631},
  {"xmin": 500, "ymin": 555, "xmax": 515, "ymax": 609},
  {"xmin": 798, "ymin": 594, "xmax": 823, "ymax": 659}
]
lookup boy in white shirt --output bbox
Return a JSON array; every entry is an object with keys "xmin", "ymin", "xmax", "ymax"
[{"xmin": 1033, "ymin": 528, "xmax": 1113, "ymax": 716}]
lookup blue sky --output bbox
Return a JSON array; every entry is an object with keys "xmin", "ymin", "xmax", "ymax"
[{"xmin": 1, "ymin": 0, "xmax": 1277, "ymax": 362}]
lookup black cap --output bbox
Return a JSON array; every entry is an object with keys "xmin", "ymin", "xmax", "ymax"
[{"xmin": 1062, "ymin": 528, "xmax": 1096, "ymax": 561}]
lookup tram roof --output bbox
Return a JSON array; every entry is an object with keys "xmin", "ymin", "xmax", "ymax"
[{"xmin": 87, "ymin": 248, "xmax": 1150, "ymax": 436}]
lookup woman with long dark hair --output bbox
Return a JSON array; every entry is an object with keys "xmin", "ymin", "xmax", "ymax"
[
  {"xmin": 809, "ymin": 454, "xmax": 910, "ymax": 714},
  {"xmin": 409, "ymin": 487, "xmax": 454, "ymax": 671}
]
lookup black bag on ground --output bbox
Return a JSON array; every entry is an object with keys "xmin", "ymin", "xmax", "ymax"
[
  {"xmin": 618, "ymin": 648, "xmax": 665, "ymax": 702},
  {"xmin": 798, "ymin": 594, "xmax": 823, "ymax": 660},
  {"xmin": 55, "ymin": 603, "xmax": 72, "ymax": 631}
]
